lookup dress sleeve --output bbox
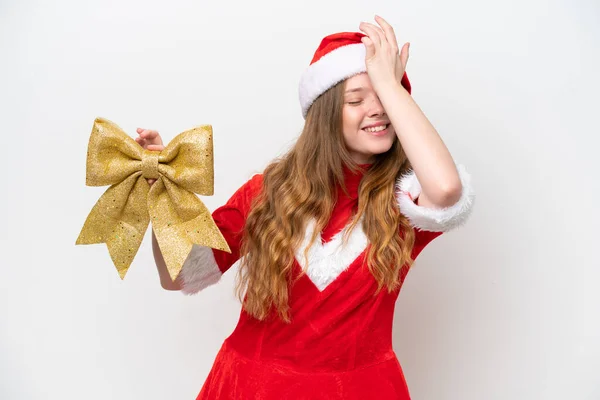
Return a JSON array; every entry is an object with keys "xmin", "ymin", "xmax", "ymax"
[
  {"xmin": 396, "ymin": 164, "xmax": 474, "ymax": 282},
  {"xmin": 395, "ymin": 163, "xmax": 475, "ymax": 233},
  {"xmin": 396, "ymin": 163, "xmax": 475, "ymax": 267},
  {"xmin": 178, "ymin": 173, "xmax": 263, "ymax": 295}
]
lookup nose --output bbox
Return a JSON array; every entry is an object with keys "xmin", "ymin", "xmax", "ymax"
[{"xmin": 367, "ymin": 96, "xmax": 386, "ymax": 117}]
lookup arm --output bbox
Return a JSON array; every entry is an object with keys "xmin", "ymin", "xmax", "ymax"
[
  {"xmin": 174, "ymin": 174, "xmax": 263, "ymax": 295},
  {"xmin": 134, "ymin": 127, "xmax": 183, "ymax": 290},
  {"xmin": 378, "ymin": 84, "xmax": 462, "ymax": 208},
  {"xmin": 153, "ymin": 230, "xmax": 182, "ymax": 291},
  {"xmin": 360, "ymin": 16, "xmax": 463, "ymax": 208},
  {"xmin": 135, "ymin": 127, "xmax": 184, "ymax": 290}
]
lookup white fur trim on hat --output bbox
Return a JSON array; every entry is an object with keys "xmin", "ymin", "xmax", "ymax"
[
  {"xmin": 299, "ymin": 43, "xmax": 366, "ymax": 118},
  {"xmin": 395, "ymin": 164, "xmax": 475, "ymax": 232},
  {"xmin": 178, "ymin": 245, "xmax": 222, "ymax": 295}
]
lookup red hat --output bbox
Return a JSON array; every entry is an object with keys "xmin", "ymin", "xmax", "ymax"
[{"xmin": 298, "ymin": 32, "xmax": 411, "ymax": 118}]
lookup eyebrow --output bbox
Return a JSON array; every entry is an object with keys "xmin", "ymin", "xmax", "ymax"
[{"xmin": 344, "ymin": 87, "xmax": 366, "ymax": 94}]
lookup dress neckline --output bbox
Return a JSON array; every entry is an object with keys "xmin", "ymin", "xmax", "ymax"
[{"xmin": 341, "ymin": 163, "xmax": 373, "ymax": 199}]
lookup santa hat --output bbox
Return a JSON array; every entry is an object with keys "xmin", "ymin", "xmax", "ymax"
[{"xmin": 298, "ymin": 31, "xmax": 412, "ymax": 118}]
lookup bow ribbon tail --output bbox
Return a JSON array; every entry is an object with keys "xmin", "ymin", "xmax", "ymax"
[
  {"xmin": 76, "ymin": 174, "xmax": 151, "ymax": 279},
  {"xmin": 148, "ymin": 179, "xmax": 230, "ymax": 282}
]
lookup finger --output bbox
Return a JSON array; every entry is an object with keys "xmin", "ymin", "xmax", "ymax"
[
  {"xmin": 359, "ymin": 23, "xmax": 383, "ymax": 47},
  {"xmin": 141, "ymin": 129, "xmax": 164, "ymax": 146},
  {"xmin": 400, "ymin": 42, "xmax": 410, "ymax": 68},
  {"xmin": 363, "ymin": 21, "xmax": 386, "ymax": 41},
  {"xmin": 359, "ymin": 22, "xmax": 386, "ymax": 47},
  {"xmin": 135, "ymin": 136, "xmax": 147, "ymax": 147},
  {"xmin": 361, "ymin": 36, "xmax": 376, "ymax": 59},
  {"xmin": 360, "ymin": 22, "xmax": 381, "ymax": 48},
  {"xmin": 139, "ymin": 129, "xmax": 152, "ymax": 138},
  {"xmin": 136, "ymin": 128, "xmax": 143, "ymax": 133},
  {"xmin": 374, "ymin": 15, "xmax": 399, "ymax": 52},
  {"xmin": 143, "ymin": 130, "xmax": 159, "ymax": 140},
  {"xmin": 147, "ymin": 144, "xmax": 164, "ymax": 151},
  {"xmin": 139, "ymin": 129, "xmax": 155, "ymax": 143}
]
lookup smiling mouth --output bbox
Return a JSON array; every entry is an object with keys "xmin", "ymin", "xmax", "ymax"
[{"xmin": 362, "ymin": 124, "xmax": 390, "ymax": 134}]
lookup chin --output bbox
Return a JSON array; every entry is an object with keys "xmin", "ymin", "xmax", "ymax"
[
  {"xmin": 355, "ymin": 148, "xmax": 391, "ymax": 163},
  {"xmin": 368, "ymin": 141, "xmax": 394, "ymax": 154}
]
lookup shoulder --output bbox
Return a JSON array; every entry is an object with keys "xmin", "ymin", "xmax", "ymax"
[
  {"xmin": 222, "ymin": 173, "xmax": 264, "ymax": 212},
  {"xmin": 238, "ymin": 172, "xmax": 263, "ymax": 198}
]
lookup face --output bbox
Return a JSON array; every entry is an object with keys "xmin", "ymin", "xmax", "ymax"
[{"xmin": 342, "ymin": 73, "xmax": 395, "ymax": 164}]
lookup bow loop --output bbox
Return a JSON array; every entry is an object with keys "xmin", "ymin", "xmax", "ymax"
[
  {"xmin": 84, "ymin": 118, "xmax": 144, "ymax": 187},
  {"xmin": 156, "ymin": 126, "xmax": 215, "ymax": 195},
  {"xmin": 77, "ymin": 117, "xmax": 230, "ymax": 281}
]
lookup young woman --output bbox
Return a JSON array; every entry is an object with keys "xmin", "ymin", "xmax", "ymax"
[{"xmin": 139, "ymin": 16, "xmax": 474, "ymax": 400}]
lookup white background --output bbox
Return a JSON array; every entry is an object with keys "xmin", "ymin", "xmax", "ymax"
[{"xmin": 1, "ymin": 0, "xmax": 599, "ymax": 399}]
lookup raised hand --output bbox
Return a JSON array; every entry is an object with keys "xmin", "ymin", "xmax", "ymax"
[
  {"xmin": 135, "ymin": 128, "xmax": 165, "ymax": 186},
  {"xmin": 358, "ymin": 15, "xmax": 410, "ymax": 94}
]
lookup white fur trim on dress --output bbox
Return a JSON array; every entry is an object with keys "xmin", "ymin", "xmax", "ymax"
[
  {"xmin": 295, "ymin": 218, "xmax": 368, "ymax": 291},
  {"xmin": 395, "ymin": 164, "xmax": 474, "ymax": 232},
  {"xmin": 299, "ymin": 43, "xmax": 366, "ymax": 118},
  {"xmin": 178, "ymin": 245, "xmax": 222, "ymax": 295}
]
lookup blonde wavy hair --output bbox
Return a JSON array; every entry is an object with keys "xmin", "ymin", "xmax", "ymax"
[{"xmin": 235, "ymin": 79, "xmax": 417, "ymax": 323}]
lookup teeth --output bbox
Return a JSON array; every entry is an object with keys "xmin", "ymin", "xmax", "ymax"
[{"xmin": 364, "ymin": 125, "xmax": 387, "ymax": 132}]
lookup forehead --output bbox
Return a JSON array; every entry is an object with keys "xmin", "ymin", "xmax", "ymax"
[{"xmin": 344, "ymin": 73, "xmax": 374, "ymax": 93}]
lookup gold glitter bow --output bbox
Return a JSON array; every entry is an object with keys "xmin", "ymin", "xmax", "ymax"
[{"xmin": 76, "ymin": 117, "xmax": 230, "ymax": 281}]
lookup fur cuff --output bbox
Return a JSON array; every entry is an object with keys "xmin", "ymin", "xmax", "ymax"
[
  {"xmin": 178, "ymin": 245, "xmax": 222, "ymax": 295},
  {"xmin": 395, "ymin": 164, "xmax": 474, "ymax": 232}
]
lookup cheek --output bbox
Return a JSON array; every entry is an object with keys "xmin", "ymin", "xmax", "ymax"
[{"xmin": 342, "ymin": 108, "xmax": 364, "ymax": 133}]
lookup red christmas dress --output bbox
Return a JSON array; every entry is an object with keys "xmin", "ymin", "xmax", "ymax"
[{"xmin": 179, "ymin": 164, "xmax": 474, "ymax": 399}]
